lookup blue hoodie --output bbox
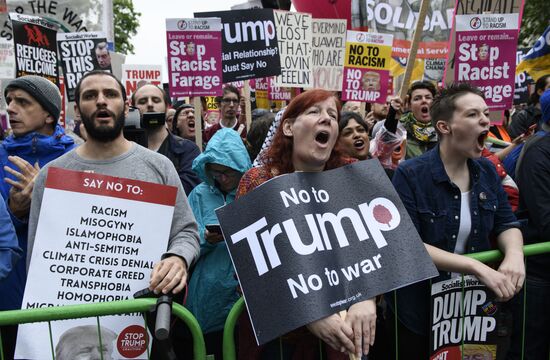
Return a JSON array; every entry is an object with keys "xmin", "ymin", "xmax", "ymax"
[
  {"xmin": 0, "ymin": 124, "xmax": 75, "ymax": 310},
  {"xmin": 0, "ymin": 199, "xmax": 21, "ymax": 280},
  {"xmin": 186, "ymin": 128, "xmax": 252, "ymax": 334}
]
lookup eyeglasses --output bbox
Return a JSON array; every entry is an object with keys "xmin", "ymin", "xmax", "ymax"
[
  {"xmin": 209, "ymin": 169, "xmax": 240, "ymax": 181},
  {"xmin": 220, "ymin": 98, "xmax": 239, "ymax": 105}
]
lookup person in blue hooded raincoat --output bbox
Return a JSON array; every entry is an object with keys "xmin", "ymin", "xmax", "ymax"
[{"xmin": 186, "ymin": 128, "xmax": 252, "ymax": 358}]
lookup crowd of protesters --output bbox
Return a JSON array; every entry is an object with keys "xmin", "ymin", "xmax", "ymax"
[{"xmin": 1, "ymin": 68, "xmax": 549, "ymax": 360}]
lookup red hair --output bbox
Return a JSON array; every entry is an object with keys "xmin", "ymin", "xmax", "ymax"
[{"xmin": 261, "ymin": 89, "xmax": 347, "ymax": 175}]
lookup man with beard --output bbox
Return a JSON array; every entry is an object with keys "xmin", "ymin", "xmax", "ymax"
[
  {"xmin": 131, "ymin": 83, "xmax": 201, "ymax": 195},
  {"xmin": 27, "ymin": 70, "xmax": 200, "ymax": 302},
  {"xmin": 0, "ymin": 75, "xmax": 75, "ymax": 358},
  {"xmin": 366, "ymin": 99, "xmax": 390, "ymax": 135}
]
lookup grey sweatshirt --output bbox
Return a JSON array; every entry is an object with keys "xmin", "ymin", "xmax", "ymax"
[{"xmin": 28, "ymin": 143, "xmax": 200, "ymax": 269}]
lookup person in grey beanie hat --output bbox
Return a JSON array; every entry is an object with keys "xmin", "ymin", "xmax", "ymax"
[
  {"xmin": 4, "ymin": 75, "xmax": 61, "ymax": 125},
  {"xmin": 0, "ymin": 74, "xmax": 75, "ymax": 359}
]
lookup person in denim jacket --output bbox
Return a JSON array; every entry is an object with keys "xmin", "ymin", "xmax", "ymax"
[{"xmin": 386, "ymin": 83, "xmax": 525, "ymax": 359}]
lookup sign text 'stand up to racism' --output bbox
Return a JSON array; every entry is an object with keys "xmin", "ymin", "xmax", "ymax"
[
  {"xmin": 166, "ymin": 17, "xmax": 223, "ymax": 97},
  {"xmin": 454, "ymin": 13, "xmax": 519, "ymax": 111},
  {"xmin": 216, "ymin": 160, "xmax": 438, "ymax": 345}
]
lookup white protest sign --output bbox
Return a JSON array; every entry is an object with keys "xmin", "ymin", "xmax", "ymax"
[
  {"xmin": 16, "ymin": 167, "xmax": 177, "ymax": 359},
  {"xmin": 273, "ymin": 10, "xmax": 312, "ymax": 87},
  {"xmin": 0, "ymin": 37, "xmax": 15, "ymax": 79},
  {"xmin": 121, "ymin": 64, "xmax": 162, "ymax": 98},
  {"xmin": 310, "ymin": 19, "xmax": 346, "ymax": 91}
]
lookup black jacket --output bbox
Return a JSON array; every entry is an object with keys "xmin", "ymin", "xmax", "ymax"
[
  {"xmin": 516, "ymin": 132, "xmax": 550, "ymax": 279},
  {"xmin": 158, "ymin": 133, "xmax": 201, "ymax": 195}
]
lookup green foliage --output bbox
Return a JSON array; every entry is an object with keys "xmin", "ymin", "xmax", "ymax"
[
  {"xmin": 519, "ymin": 0, "xmax": 550, "ymax": 48},
  {"xmin": 113, "ymin": 0, "xmax": 141, "ymax": 54}
]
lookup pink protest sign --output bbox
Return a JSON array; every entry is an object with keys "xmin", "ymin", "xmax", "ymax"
[
  {"xmin": 342, "ymin": 68, "xmax": 390, "ymax": 103},
  {"xmin": 268, "ymin": 77, "xmax": 292, "ymax": 101},
  {"xmin": 166, "ymin": 18, "xmax": 222, "ymax": 97},
  {"xmin": 455, "ymin": 14, "xmax": 519, "ymax": 111}
]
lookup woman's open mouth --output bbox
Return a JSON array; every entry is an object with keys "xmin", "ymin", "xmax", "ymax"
[
  {"xmin": 353, "ymin": 139, "xmax": 365, "ymax": 150},
  {"xmin": 315, "ymin": 131, "xmax": 330, "ymax": 146},
  {"xmin": 477, "ymin": 130, "xmax": 489, "ymax": 149},
  {"xmin": 421, "ymin": 106, "xmax": 430, "ymax": 117}
]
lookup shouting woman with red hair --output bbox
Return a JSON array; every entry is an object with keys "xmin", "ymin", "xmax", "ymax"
[{"xmin": 236, "ymin": 89, "xmax": 377, "ymax": 359}]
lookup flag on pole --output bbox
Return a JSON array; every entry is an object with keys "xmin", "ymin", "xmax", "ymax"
[{"xmin": 516, "ymin": 25, "xmax": 550, "ymax": 81}]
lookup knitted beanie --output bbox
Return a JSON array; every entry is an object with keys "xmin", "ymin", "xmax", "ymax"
[{"xmin": 5, "ymin": 75, "xmax": 61, "ymax": 122}]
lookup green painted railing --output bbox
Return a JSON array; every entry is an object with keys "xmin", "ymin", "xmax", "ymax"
[
  {"xmin": 222, "ymin": 242, "xmax": 550, "ymax": 360},
  {"xmin": 0, "ymin": 298, "xmax": 206, "ymax": 360},
  {"xmin": 2, "ymin": 242, "xmax": 549, "ymax": 360}
]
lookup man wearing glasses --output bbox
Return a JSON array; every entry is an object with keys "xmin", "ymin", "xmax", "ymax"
[{"xmin": 204, "ymin": 85, "xmax": 247, "ymax": 143}]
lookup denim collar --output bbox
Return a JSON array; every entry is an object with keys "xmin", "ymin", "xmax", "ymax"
[{"xmin": 429, "ymin": 145, "xmax": 481, "ymax": 185}]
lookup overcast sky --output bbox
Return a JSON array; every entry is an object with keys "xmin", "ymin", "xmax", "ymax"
[{"xmin": 125, "ymin": 0, "xmax": 247, "ymax": 81}]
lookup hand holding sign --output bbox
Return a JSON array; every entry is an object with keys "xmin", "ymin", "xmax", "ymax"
[
  {"xmin": 149, "ymin": 255, "xmax": 188, "ymax": 295},
  {"xmin": 497, "ymin": 243, "xmax": 525, "ymax": 294},
  {"xmin": 345, "ymin": 298, "xmax": 377, "ymax": 358},
  {"xmin": 306, "ymin": 313, "xmax": 355, "ymax": 355}
]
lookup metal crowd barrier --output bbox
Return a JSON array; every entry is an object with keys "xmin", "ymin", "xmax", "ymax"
[
  {"xmin": 1, "ymin": 242, "xmax": 549, "ymax": 360},
  {"xmin": 0, "ymin": 298, "xmax": 206, "ymax": 360},
  {"xmin": 222, "ymin": 242, "xmax": 550, "ymax": 360}
]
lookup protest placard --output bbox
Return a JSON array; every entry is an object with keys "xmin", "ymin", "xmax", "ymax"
[
  {"xmin": 273, "ymin": 10, "xmax": 312, "ymax": 87},
  {"xmin": 253, "ymin": 77, "xmax": 270, "ymax": 109},
  {"xmin": 423, "ymin": 58, "xmax": 446, "ymax": 84},
  {"xmin": 204, "ymin": 96, "xmax": 220, "ymax": 127},
  {"xmin": 1, "ymin": 0, "xmax": 107, "ymax": 43},
  {"xmin": 121, "ymin": 64, "xmax": 162, "ymax": 98},
  {"xmin": 216, "ymin": 159, "xmax": 438, "ymax": 345},
  {"xmin": 10, "ymin": 13, "xmax": 58, "ymax": 85},
  {"xmin": 430, "ymin": 275, "xmax": 500, "ymax": 360},
  {"xmin": 195, "ymin": 9, "xmax": 281, "ymax": 83},
  {"xmin": 57, "ymin": 32, "xmax": 110, "ymax": 101},
  {"xmin": 166, "ymin": 18, "xmax": 222, "ymax": 98},
  {"xmin": 15, "ymin": 167, "xmax": 177, "ymax": 359},
  {"xmin": 443, "ymin": 0, "xmax": 523, "ymax": 86},
  {"xmin": 351, "ymin": 0, "xmax": 455, "ymax": 83},
  {"xmin": 268, "ymin": 77, "xmax": 291, "ymax": 101},
  {"xmin": 352, "ymin": 0, "xmax": 455, "ymax": 59},
  {"xmin": 342, "ymin": 31, "xmax": 392, "ymax": 103},
  {"xmin": 309, "ymin": 19, "xmax": 346, "ymax": 91},
  {"xmin": 454, "ymin": 14, "xmax": 519, "ymax": 111},
  {"xmin": 0, "ymin": 37, "xmax": 15, "ymax": 78}
]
